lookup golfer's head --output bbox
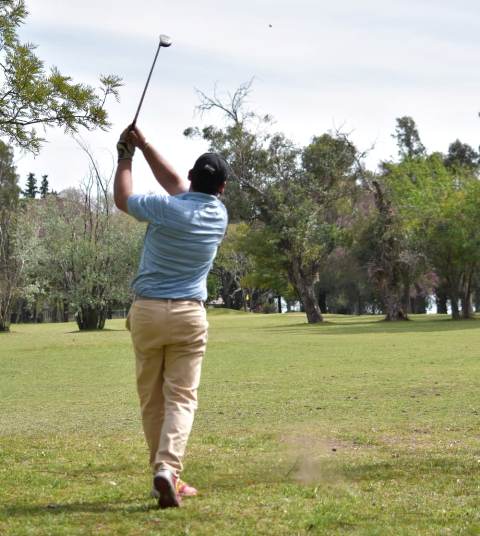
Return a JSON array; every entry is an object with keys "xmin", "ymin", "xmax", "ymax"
[{"xmin": 189, "ymin": 153, "xmax": 228, "ymax": 195}]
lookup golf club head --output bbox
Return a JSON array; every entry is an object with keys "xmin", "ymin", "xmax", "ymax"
[{"xmin": 159, "ymin": 34, "xmax": 172, "ymax": 47}]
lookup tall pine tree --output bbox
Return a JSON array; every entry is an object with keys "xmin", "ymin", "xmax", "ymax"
[
  {"xmin": 23, "ymin": 172, "xmax": 37, "ymax": 198},
  {"xmin": 39, "ymin": 174, "xmax": 49, "ymax": 198}
]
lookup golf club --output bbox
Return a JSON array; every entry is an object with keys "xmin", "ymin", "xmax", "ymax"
[{"xmin": 130, "ymin": 34, "xmax": 172, "ymax": 130}]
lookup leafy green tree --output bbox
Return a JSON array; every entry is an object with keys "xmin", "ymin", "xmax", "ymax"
[
  {"xmin": 315, "ymin": 246, "xmax": 377, "ymax": 315},
  {"xmin": 209, "ymin": 222, "xmax": 295, "ymax": 312},
  {"xmin": 359, "ymin": 117, "xmax": 444, "ymax": 321},
  {"xmin": 22, "ymin": 171, "xmax": 37, "ymax": 198},
  {"xmin": 28, "ymin": 152, "xmax": 144, "ymax": 330},
  {"xmin": 355, "ymin": 178, "xmax": 412, "ymax": 321},
  {"xmin": 0, "ymin": 1, "xmax": 121, "ymax": 153},
  {"xmin": 0, "ymin": 1, "xmax": 121, "ymax": 330},
  {"xmin": 424, "ymin": 178, "xmax": 480, "ymax": 319},
  {"xmin": 0, "ymin": 139, "xmax": 21, "ymax": 330},
  {"xmin": 384, "ymin": 153, "xmax": 480, "ymax": 319},
  {"xmin": 393, "ymin": 116, "xmax": 425, "ymax": 159},
  {"xmin": 237, "ymin": 223, "xmax": 295, "ymax": 309},
  {"xmin": 214, "ymin": 222, "xmax": 296, "ymax": 312},
  {"xmin": 186, "ymin": 83, "xmax": 361, "ymax": 323},
  {"xmin": 210, "ymin": 223, "xmax": 253, "ymax": 310},
  {"xmin": 444, "ymin": 140, "xmax": 479, "ymax": 172}
]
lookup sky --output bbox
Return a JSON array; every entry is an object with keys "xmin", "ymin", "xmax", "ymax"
[{"xmin": 13, "ymin": 0, "xmax": 480, "ymax": 194}]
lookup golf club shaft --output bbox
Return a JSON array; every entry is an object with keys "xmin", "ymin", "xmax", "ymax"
[{"xmin": 130, "ymin": 42, "xmax": 163, "ymax": 130}]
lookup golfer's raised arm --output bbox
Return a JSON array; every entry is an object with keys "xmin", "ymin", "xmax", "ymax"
[
  {"xmin": 130, "ymin": 126, "xmax": 189, "ymax": 195},
  {"xmin": 114, "ymin": 131, "xmax": 134, "ymax": 213},
  {"xmin": 142, "ymin": 144, "xmax": 188, "ymax": 195}
]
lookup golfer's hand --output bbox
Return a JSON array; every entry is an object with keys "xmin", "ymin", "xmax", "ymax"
[
  {"xmin": 117, "ymin": 127, "xmax": 136, "ymax": 161},
  {"xmin": 128, "ymin": 126, "xmax": 148, "ymax": 151}
]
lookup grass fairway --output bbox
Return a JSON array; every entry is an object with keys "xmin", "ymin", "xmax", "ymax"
[{"xmin": 1, "ymin": 312, "xmax": 480, "ymax": 535}]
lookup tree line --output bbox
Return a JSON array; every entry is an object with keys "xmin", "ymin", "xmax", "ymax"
[
  {"xmin": 0, "ymin": 2, "xmax": 479, "ymax": 329},
  {"xmin": 0, "ymin": 141, "xmax": 145, "ymax": 331},
  {"xmin": 192, "ymin": 83, "xmax": 480, "ymax": 323},
  {"xmin": 2, "ymin": 86, "xmax": 479, "ymax": 331}
]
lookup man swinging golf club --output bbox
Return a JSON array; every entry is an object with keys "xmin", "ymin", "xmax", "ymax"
[{"xmin": 114, "ymin": 125, "xmax": 228, "ymax": 508}]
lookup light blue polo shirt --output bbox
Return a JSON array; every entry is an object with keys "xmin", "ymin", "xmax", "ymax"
[{"xmin": 127, "ymin": 192, "xmax": 228, "ymax": 301}]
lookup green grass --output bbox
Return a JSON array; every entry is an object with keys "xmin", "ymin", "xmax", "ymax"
[{"xmin": 1, "ymin": 312, "xmax": 480, "ymax": 535}]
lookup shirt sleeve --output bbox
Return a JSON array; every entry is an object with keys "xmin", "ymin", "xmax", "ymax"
[{"xmin": 127, "ymin": 194, "xmax": 168, "ymax": 223}]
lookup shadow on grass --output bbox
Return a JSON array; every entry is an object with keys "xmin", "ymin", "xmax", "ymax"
[
  {"xmin": 65, "ymin": 328, "xmax": 126, "ymax": 334},
  {"xmin": 2, "ymin": 500, "xmax": 157, "ymax": 517},
  {"xmin": 259, "ymin": 317, "xmax": 480, "ymax": 336}
]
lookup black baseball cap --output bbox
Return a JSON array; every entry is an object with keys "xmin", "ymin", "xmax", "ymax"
[{"xmin": 191, "ymin": 153, "xmax": 229, "ymax": 195}]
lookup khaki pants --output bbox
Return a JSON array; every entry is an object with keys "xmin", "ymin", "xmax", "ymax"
[{"xmin": 126, "ymin": 298, "xmax": 208, "ymax": 476}]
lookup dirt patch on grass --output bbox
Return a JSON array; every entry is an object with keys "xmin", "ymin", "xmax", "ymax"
[{"xmin": 279, "ymin": 433, "xmax": 356, "ymax": 485}]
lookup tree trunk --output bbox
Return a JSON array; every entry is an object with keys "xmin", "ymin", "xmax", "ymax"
[
  {"xmin": 403, "ymin": 283, "xmax": 411, "ymax": 314},
  {"xmin": 369, "ymin": 181, "xmax": 409, "ymax": 322},
  {"xmin": 76, "ymin": 305, "xmax": 107, "ymax": 330},
  {"xmin": 378, "ymin": 275, "xmax": 409, "ymax": 321},
  {"xmin": 383, "ymin": 288, "xmax": 408, "ymax": 321},
  {"xmin": 461, "ymin": 270, "xmax": 474, "ymax": 319},
  {"xmin": 355, "ymin": 293, "xmax": 364, "ymax": 315},
  {"xmin": 302, "ymin": 286, "xmax": 323, "ymax": 323},
  {"xmin": 318, "ymin": 291, "xmax": 327, "ymax": 314},
  {"xmin": 413, "ymin": 295, "xmax": 427, "ymax": 314},
  {"xmin": 0, "ymin": 296, "xmax": 13, "ymax": 331},
  {"xmin": 446, "ymin": 275, "xmax": 463, "ymax": 320},
  {"xmin": 219, "ymin": 269, "xmax": 243, "ymax": 310},
  {"xmin": 435, "ymin": 289, "xmax": 448, "ymax": 314},
  {"xmin": 450, "ymin": 297, "xmax": 460, "ymax": 320},
  {"xmin": 461, "ymin": 294, "xmax": 473, "ymax": 319},
  {"xmin": 62, "ymin": 299, "xmax": 70, "ymax": 322},
  {"xmin": 474, "ymin": 290, "xmax": 480, "ymax": 313},
  {"xmin": 288, "ymin": 257, "xmax": 323, "ymax": 323}
]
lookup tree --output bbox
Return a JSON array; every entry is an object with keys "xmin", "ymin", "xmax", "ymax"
[
  {"xmin": 22, "ymin": 171, "xmax": 37, "ymax": 198},
  {"xmin": 393, "ymin": 116, "xmax": 426, "ymax": 159},
  {"xmin": 39, "ymin": 174, "xmax": 48, "ymax": 198},
  {"xmin": 30, "ymin": 163, "xmax": 144, "ymax": 330},
  {"xmin": 444, "ymin": 140, "xmax": 479, "ymax": 172},
  {"xmin": 212, "ymin": 222, "xmax": 296, "ymax": 312},
  {"xmin": 186, "ymin": 82, "xmax": 361, "ymax": 323},
  {"xmin": 210, "ymin": 223, "xmax": 253, "ymax": 310},
  {"xmin": 423, "ymin": 178, "xmax": 480, "ymax": 319},
  {"xmin": 0, "ymin": 2, "xmax": 121, "ymax": 331},
  {"xmin": 315, "ymin": 246, "xmax": 377, "ymax": 315},
  {"xmin": 356, "ymin": 178, "xmax": 411, "ymax": 321},
  {"xmin": 0, "ymin": 1, "xmax": 121, "ymax": 153},
  {"xmin": 384, "ymin": 152, "xmax": 480, "ymax": 320},
  {"xmin": 237, "ymin": 223, "xmax": 296, "ymax": 312},
  {"xmin": 0, "ymin": 139, "xmax": 21, "ymax": 330}
]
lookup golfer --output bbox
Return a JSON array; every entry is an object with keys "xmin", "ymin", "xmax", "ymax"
[{"xmin": 114, "ymin": 126, "xmax": 228, "ymax": 508}]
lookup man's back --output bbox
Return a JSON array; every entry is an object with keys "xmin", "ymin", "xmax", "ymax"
[{"xmin": 128, "ymin": 192, "xmax": 228, "ymax": 300}]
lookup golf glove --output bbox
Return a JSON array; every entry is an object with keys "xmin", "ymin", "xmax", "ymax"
[{"xmin": 117, "ymin": 131, "xmax": 136, "ymax": 161}]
